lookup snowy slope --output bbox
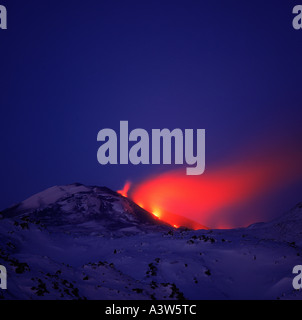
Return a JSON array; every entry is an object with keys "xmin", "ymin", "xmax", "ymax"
[
  {"xmin": 0, "ymin": 184, "xmax": 301, "ymax": 300},
  {"xmin": 1, "ymin": 183, "xmax": 171, "ymax": 235}
]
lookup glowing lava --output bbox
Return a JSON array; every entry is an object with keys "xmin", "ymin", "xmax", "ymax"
[
  {"xmin": 129, "ymin": 142, "xmax": 302, "ymax": 229},
  {"xmin": 117, "ymin": 181, "xmax": 131, "ymax": 197},
  {"xmin": 147, "ymin": 207, "xmax": 208, "ymax": 230}
]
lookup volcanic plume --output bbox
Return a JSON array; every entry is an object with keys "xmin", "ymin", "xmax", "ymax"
[
  {"xmin": 117, "ymin": 181, "xmax": 131, "ymax": 197},
  {"xmin": 129, "ymin": 141, "xmax": 302, "ymax": 229}
]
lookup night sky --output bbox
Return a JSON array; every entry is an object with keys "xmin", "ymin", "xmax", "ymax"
[{"xmin": 1, "ymin": 1, "xmax": 302, "ymax": 221}]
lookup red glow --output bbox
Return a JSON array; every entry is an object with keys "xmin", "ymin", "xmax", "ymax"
[
  {"xmin": 117, "ymin": 181, "xmax": 131, "ymax": 197},
  {"xmin": 130, "ymin": 144, "xmax": 302, "ymax": 229}
]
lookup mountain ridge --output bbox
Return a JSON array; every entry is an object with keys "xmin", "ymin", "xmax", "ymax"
[{"xmin": 0, "ymin": 183, "xmax": 301, "ymax": 300}]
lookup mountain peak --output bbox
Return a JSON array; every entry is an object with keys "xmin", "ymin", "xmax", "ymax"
[{"xmin": 1, "ymin": 183, "xmax": 171, "ymax": 235}]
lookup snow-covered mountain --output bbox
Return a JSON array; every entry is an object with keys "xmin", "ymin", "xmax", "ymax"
[
  {"xmin": 1, "ymin": 183, "xmax": 171, "ymax": 235},
  {"xmin": 0, "ymin": 183, "xmax": 301, "ymax": 300}
]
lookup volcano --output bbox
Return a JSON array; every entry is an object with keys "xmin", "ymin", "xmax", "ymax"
[
  {"xmin": 0, "ymin": 183, "xmax": 301, "ymax": 300},
  {"xmin": 1, "ymin": 183, "xmax": 173, "ymax": 236}
]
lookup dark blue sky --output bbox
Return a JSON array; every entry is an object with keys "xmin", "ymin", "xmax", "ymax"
[{"xmin": 0, "ymin": 1, "xmax": 301, "ymax": 214}]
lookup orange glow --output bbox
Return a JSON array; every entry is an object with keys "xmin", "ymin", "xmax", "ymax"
[
  {"xmin": 152, "ymin": 210, "xmax": 161, "ymax": 219},
  {"xmin": 117, "ymin": 181, "xmax": 131, "ymax": 197},
  {"xmin": 130, "ymin": 143, "xmax": 302, "ymax": 229}
]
